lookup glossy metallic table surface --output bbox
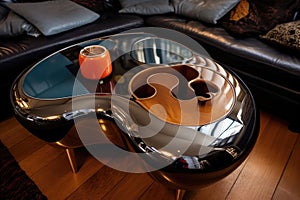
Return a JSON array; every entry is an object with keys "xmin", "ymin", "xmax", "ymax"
[{"xmin": 11, "ymin": 31, "xmax": 259, "ymax": 190}]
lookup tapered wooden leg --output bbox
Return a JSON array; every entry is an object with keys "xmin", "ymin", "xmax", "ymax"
[
  {"xmin": 66, "ymin": 148, "xmax": 78, "ymax": 173},
  {"xmin": 176, "ymin": 189, "xmax": 186, "ymax": 200}
]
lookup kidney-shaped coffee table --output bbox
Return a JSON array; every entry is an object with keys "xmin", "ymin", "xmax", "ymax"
[{"xmin": 11, "ymin": 30, "xmax": 259, "ymax": 197}]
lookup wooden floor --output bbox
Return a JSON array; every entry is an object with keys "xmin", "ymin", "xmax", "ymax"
[{"xmin": 0, "ymin": 110, "xmax": 299, "ymax": 200}]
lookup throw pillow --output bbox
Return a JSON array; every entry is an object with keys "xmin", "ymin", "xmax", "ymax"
[
  {"xmin": 221, "ymin": 0, "xmax": 300, "ymax": 37},
  {"xmin": 71, "ymin": 0, "xmax": 121, "ymax": 13},
  {"xmin": 70, "ymin": 0, "xmax": 105, "ymax": 13},
  {"xmin": 6, "ymin": 0, "xmax": 100, "ymax": 36},
  {"xmin": 229, "ymin": 0, "xmax": 249, "ymax": 21},
  {"xmin": 0, "ymin": 5, "xmax": 40, "ymax": 37},
  {"xmin": 119, "ymin": 0, "xmax": 141, "ymax": 7},
  {"xmin": 260, "ymin": 20, "xmax": 300, "ymax": 53},
  {"xmin": 118, "ymin": 0, "xmax": 174, "ymax": 15},
  {"xmin": 172, "ymin": 0, "xmax": 240, "ymax": 24}
]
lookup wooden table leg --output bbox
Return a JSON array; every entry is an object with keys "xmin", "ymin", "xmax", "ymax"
[{"xmin": 66, "ymin": 148, "xmax": 78, "ymax": 173}]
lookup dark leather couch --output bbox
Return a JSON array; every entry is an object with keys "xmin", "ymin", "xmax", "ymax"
[{"xmin": 1, "ymin": 1, "xmax": 299, "ymax": 132}]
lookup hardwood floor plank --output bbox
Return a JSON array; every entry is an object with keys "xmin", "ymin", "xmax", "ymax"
[
  {"xmin": 0, "ymin": 117, "xmax": 32, "ymax": 148},
  {"xmin": 66, "ymin": 165, "xmax": 128, "ymax": 199},
  {"xmin": 226, "ymin": 115, "xmax": 298, "ymax": 200},
  {"xmin": 0, "ymin": 117, "xmax": 18, "ymax": 133},
  {"xmin": 31, "ymin": 152, "xmax": 104, "ymax": 200},
  {"xmin": 7, "ymin": 134, "xmax": 46, "ymax": 162},
  {"xmin": 102, "ymin": 173, "xmax": 154, "ymax": 200},
  {"xmin": 273, "ymin": 136, "xmax": 300, "ymax": 200},
  {"xmin": 19, "ymin": 144, "xmax": 64, "ymax": 176},
  {"xmin": 139, "ymin": 182, "xmax": 177, "ymax": 200},
  {"xmin": 259, "ymin": 109, "xmax": 272, "ymax": 133}
]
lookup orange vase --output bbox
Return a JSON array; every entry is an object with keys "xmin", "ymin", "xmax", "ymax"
[{"xmin": 79, "ymin": 45, "xmax": 112, "ymax": 80}]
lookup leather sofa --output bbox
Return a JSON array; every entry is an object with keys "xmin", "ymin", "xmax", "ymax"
[{"xmin": 1, "ymin": 0, "xmax": 299, "ymax": 132}]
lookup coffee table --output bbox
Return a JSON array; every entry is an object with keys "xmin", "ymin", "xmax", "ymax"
[{"xmin": 11, "ymin": 30, "xmax": 259, "ymax": 196}]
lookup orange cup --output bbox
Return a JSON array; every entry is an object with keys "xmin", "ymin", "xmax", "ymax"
[{"xmin": 79, "ymin": 45, "xmax": 112, "ymax": 80}]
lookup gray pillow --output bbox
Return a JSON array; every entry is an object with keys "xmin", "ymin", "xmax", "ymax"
[
  {"xmin": 172, "ymin": 0, "xmax": 240, "ymax": 24},
  {"xmin": 0, "ymin": 5, "xmax": 40, "ymax": 37},
  {"xmin": 119, "ymin": 0, "xmax": 174, "ymax": 15},
  {"xmin": 6, "ymin": 0, "xmax": 100, "ymax": 36},
  {"xmin": 119, "ymin": 0, "xmax": 143, "ymax": 7}
]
